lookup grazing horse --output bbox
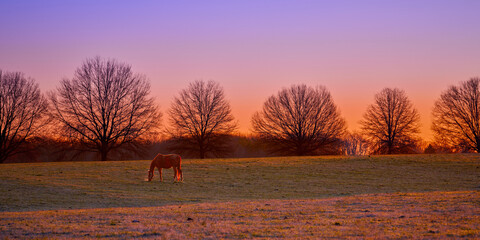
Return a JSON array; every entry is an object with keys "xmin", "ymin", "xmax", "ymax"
[{"xmin": 148, "ymin": 153, "xmax": 183, "ymax": 182}]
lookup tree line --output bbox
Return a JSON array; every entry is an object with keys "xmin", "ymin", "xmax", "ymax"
[{"xmin": 0, "ymin": 57, "xmax": 478, "ymax": 162}]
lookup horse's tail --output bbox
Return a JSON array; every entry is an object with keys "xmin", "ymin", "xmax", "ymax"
[
  {"xmin": 177, "ymin": 154, "xmax": 182, "ymax": 167},
  {"xmin": 177, "ymin": 154, "xmax": 183, "ymax": 181}
]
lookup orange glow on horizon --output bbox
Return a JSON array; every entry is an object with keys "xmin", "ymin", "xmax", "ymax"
[{"xmin": 1, "ymin": 1, "xmax": 479, "ymax": 145}]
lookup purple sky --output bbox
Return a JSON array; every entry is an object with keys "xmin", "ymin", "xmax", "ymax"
[{"xmin": 1, "ymin": 1, "xmax": 480, "ymax": 140}]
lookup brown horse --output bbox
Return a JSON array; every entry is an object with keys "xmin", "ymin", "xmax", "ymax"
[{"xmin": 148, "ymin": 153, "xmax": 183, "ymax": 182}]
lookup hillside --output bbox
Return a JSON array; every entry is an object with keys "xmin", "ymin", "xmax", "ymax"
[{"xmin": 1, "ymin": 154, "xmax": 479, "ymax": 212}]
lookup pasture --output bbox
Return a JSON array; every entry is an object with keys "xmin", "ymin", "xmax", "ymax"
[{"xmin": 1, "ymin": 154, "xmax": 479, "ymax": 238}]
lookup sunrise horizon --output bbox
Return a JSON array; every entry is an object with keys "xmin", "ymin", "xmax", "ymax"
[{"xmin": 2, "ymin": 1, "xmax": 480, "ymax": 144}]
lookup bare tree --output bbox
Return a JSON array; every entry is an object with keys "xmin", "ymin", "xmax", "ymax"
[
  {"xmin": 252, "ymin": 84, "xmax": 346, "ymax": 156},
  {"xmin": 342, "ymin": 131, "xmax": 369, "ymax": 156},
  {"xmin": 360, "ymin": 88, "xmax": 421, "ymax": 154},
  {"xmin": 0, "ymin": 70, "xmax": 48, "ymax": 163},
  {"xmin": 167, "ymin": 80, "xmax": 237, "ymax": 159},
  {"xmin": 432, "ymin": 77, "xmax": 480, "ymax": 152},
  {"xmin": 49, "ymin": 57, "xmax": 162, "ymax": 161}
]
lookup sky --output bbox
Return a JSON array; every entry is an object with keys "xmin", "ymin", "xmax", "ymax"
[{"xmin": 1, "ymin": 0, "xmax": 480, "ymax": 141}]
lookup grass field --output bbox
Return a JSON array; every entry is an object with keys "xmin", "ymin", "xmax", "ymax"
[{"xmin": 1, "ymin": 154, "xmax": 479, "ymax": 238}]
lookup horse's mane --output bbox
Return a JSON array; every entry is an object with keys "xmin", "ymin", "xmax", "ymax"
[{"xmin": 149, "ymin": 159, "xmax": 156, "ymax": 173}]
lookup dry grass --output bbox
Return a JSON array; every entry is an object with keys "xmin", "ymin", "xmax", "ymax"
[
  {"xmin": 1, "ymin": 191, "xmax": 479, "ymax": 239},
  {"xmin": 0, "ymin": 154, "xmax": 479, "ymax": 238},
  {"xmin": 1, "ymin": 154, "xmax": 479, "ymax": 212}
]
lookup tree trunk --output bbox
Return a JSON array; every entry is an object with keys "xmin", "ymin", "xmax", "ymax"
[
  {"xmin": 387, "ymin": 141, "xmax": 393, "ymax": 155},
  {"xmin": 199, "ymin": 138, "xmax": 205, "ymax": 159},
  {"xmin": 199, "ymin": 143, "xmax": 205, "ymax": 159},
  {"xmin": 100, "ymin": 143, "xmax": 109, "ymax": 161}
]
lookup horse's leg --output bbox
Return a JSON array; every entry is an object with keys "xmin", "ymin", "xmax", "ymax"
[
  {"xmin": 158, "ymin": 168, "xmax": 163, "ymax": 182},
  {"xmin": 173, "ymin": 167, "xmax": 178, "ymax": 181}
]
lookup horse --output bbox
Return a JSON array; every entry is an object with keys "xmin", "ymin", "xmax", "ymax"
[{"xmin": 148, "ymin": 153, "xmax": 183, "ymax": 182}]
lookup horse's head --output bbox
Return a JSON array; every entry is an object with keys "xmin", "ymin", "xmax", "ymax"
[{"xmin": 147, "ymin": 170, "xmax": 154, "ymax": 181}]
